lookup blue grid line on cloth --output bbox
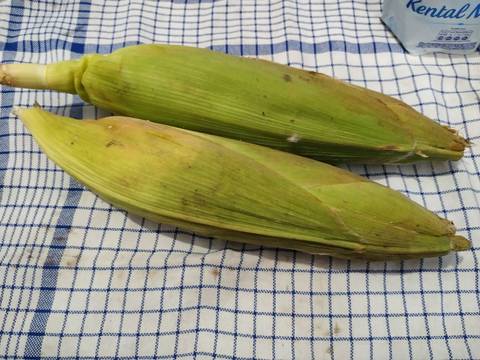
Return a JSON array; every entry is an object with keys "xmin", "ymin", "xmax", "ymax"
[
  {"xmin": 411, "ymin": 71, "xmax": 448, "ymax": 359},
  {"xmin": 21, "ymin": 2, "xmax": 91, "ymax": 358},
  {"xmin": 0, "ymin": 2, "xmax": 31, "ymax": 356},
  {"xmin": 23, "ymin": 179, "xmax": 83, "ymax": 358},
  {"xmin": 0, "ymin": 12, "xmax": 17, "ymax": 360},
  {"xmin": 2, "ymin": 3, "xmax": 79, "ymax": 360},
  {"xmin": 89, "ymin": 205, "xmax": 126, "ymax": 359},
  {"xmin": 0, "ymin": 0, "xmax": 479, "ymax": 359},
  {"xmin": 4, "ymin": 327, "xmax": 480, "ymax": 339},
  {"xmin": 429, "ymin": 54, "xmax": 477, "ymax": 357},
  {"xmin": 3, "ymin": 284, "xmax": 480, "ymax": 298}
]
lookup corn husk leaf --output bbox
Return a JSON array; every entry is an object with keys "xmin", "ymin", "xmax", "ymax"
[
  {"xmin": 1, "ymin": 44, "xmax": 468, "ymax": 164},
  {"xmin": 14, "ymin": 107, "xmax": 470, "ymax": 260}
]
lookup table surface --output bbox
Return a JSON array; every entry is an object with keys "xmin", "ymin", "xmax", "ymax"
[{"xmin": 0, "ymin": 1, "xmax": 479, "ymax": 359}]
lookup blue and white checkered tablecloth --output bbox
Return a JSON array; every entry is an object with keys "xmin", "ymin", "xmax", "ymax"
[{"xmin": 0, "ymin": 1, "xmax": 479, "ymax": 359}]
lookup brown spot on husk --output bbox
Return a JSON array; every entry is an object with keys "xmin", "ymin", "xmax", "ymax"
[
  {"xmin": 378, "ymin": 145, "xmax": 399, "ymax": 151},
  {"xmin": 106, "ymin": 140, "xmax": 123, "ymax": 147}
]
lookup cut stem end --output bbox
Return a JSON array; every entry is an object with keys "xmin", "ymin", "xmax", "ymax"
[{"xmin": 0, "ymin": 63, "xmax": 48, "ymax": 90}]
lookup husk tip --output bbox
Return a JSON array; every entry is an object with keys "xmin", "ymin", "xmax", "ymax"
[
  {"xmin": 450, "ymin": 235, "xmax": 471, "ymax": 252},
  {"xmin": 11, "ymin": 106, "xmax": 22, "ymax": 117},
  {"xmin": 11, "ymin": 105, "xmax": 43, "ymax": 125}
]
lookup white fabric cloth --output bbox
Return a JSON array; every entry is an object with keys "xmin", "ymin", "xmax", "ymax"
[{"xmin": 0, "ymin": 1, "xmax": 479, "ymax": 359}]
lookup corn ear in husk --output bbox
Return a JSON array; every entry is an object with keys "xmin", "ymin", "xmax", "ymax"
[
  {"xmin": 14, "ymin": 107, "xmax": 470, "ymax": 260},
  {"xmin": 1, "ymin": 44, "xmax": 468, "ymax": 164}
]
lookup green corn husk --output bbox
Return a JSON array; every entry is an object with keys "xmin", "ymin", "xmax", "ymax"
[
  {"xmin": 14, "ymin": 106, "xmax": 470, "ymax": 260},
  {"xmin": 1, "ymin": 44, "xmax": 467, "ymax": 164}
]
